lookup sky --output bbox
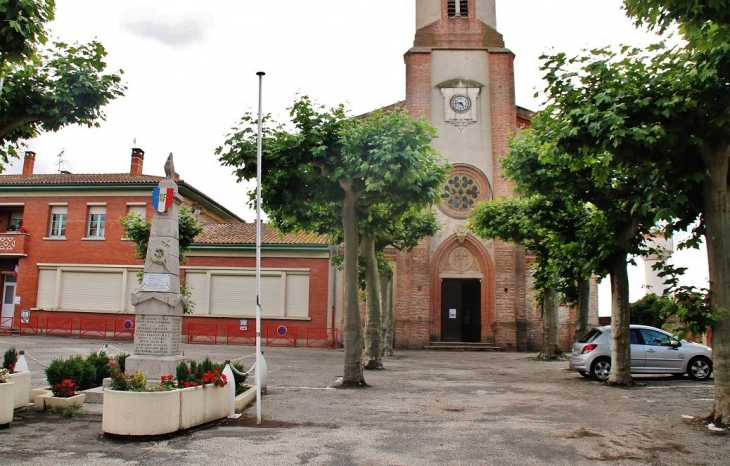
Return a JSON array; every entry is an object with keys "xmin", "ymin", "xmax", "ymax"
[{"xmin": 5, "ymin": 0, "xmax": 708, "ymax": 315}]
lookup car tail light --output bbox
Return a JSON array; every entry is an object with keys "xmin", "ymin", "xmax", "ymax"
[{"xmin": 581, "ymin": 344, "xmax": 597, "ymax": 354}]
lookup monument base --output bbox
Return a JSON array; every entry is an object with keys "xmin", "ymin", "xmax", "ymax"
[{"xmin": 125, "ymin": 354, "xmax": 186, "ymax": 381}]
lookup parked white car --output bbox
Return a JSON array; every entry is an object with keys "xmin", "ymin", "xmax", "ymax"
[{"xmin": 569, "ymin": 324, "xmax": 713, "ymax": 381}]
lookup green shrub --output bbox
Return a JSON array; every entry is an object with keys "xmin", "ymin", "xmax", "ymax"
[
  {"xmin": 45, "ymin": 355, "xmax": 97, "ymax": 390},
  {"xmin": 85, "ymin": 351, "xmax": 111, "ymax": 386},
  {"xmin": 2, "ymin": 346, "xmax": 18, "ymax": 372},
  {"xmin": 115, "ymin": 353, "xmax": 129, "ymax": 373},
  {"xmin": 231, "ymin": 362, "xmax": 248, "ymax": 396}
]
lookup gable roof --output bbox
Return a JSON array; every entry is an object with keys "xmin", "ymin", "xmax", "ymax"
[
  {"xmin": 194, "ymin": 223, "xmax": 329, "ymax": 247},
  {"xmin": 0, "ymin": 173, "xmax": 245, "ymax": 222}
]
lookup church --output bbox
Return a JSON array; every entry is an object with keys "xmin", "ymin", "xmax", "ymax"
[{"xmin": 378, "ymin": 0, "xmax": 598, "ymax": 351}]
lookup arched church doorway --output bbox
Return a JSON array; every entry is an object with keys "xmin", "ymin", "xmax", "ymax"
[{"xmin": 440, "ymin": 278, "xmax": 481, "ymax": 342}]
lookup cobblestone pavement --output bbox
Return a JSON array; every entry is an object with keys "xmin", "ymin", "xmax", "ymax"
[{"xmin": 0, "ymin": 334, "xmax": 728, "ymax": 465}]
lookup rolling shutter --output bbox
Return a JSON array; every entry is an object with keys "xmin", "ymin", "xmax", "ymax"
[
  {"xmin": 185, "ymin": 271, "xmax": 209, "ymax": 315},
  {"xmin": 59, "ymin": 271, "xmax": 123, "ymax": 311},
  {"xmin": 285, "ymin": 273, "xmax": 309, "ymax": 317},
  {"xmin": 37, "ymin": 269, "xmax": 58, "ymax": 308}
]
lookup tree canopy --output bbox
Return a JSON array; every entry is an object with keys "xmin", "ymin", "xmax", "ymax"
[
  {"xmin": 217, "ymin": 97, "xmax": 448, "ymax": 386},
  {"xmin": 0, "ymin": 0, "xmax": 125, "ymax": 167}
]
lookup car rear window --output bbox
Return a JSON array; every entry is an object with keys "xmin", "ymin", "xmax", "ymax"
[{"xmin": 577, "ymin": 328, "xmax": 603, "ymax": 343}]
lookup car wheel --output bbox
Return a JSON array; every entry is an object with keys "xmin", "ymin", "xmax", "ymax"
[
  {"xmin": 687, "ymin": 357, "xmax": 712, "ymax": 381},
  {"xmin": 590, "ymin": 357, "xmax": 611, "ymax": 381},
  {"xmin": 578, "ymin": 371, "xmax": 591, "ymax": 378}
]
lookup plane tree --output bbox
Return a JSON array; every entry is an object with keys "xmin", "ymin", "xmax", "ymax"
[
  {"xmin": 503, "ymin": 62, "xmax": 702, "ymax": 384},
  {"xmin": 616, "ymin": 0, "xmax": 730, "ymax": 425},
  {"xmin": 217, "ymin": 98, "xmax": 447, "ymax": 387},
  {"xmin": 469, "ymin": 193, "xmax": 605, "ymax": 358},
  {"xmin": 0, "ymin": 0, "xmax": 125, "ymax": 167}
]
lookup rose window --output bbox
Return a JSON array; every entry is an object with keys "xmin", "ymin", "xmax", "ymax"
[{"xmin": 444, "ymin": 175, "xmax": 480, "ymax": 211}]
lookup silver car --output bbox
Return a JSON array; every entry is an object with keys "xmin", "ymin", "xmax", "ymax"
[{"xmin": 569, "ymin": 324, "xmax": 713, "ymax": 381}]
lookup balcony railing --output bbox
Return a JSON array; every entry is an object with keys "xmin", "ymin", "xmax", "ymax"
[{"xmin": 0, "ymin": 232, "xmax": 28, "ymax": 256}]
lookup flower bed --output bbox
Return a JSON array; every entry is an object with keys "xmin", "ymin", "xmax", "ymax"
[{"xmin": 102, "ymin": 357, "xmax": 236, "ymax": 436}]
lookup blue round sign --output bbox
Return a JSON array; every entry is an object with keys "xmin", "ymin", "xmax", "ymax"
[
  {"xmin": 276, "ymin": 325, "xmax": 287, "ymax": 336},
  {"xmin": 123, "ymin": 320, "xmax": 134, "ymax": 330}
]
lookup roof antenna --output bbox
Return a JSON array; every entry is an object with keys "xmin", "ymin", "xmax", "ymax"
[{"xmin": 55, "ymin": 148, "xmax": 66, "ymax": 174}]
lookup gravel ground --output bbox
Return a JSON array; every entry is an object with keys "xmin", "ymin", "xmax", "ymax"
[{"xmin": 0, "ymin": 334, "xmax": 728, "ymax": 465}]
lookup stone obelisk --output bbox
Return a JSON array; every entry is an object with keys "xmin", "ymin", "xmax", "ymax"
[{"xmin": 125, "ymin": 154, "xmax": 185, "ymax": 380}]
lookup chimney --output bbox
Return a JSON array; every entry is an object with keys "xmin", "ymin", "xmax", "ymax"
[
  {"xmin": 22, "ymin": 151, "xmax": 36, "ymax": 178},
  {"xmin": 130, "ymin": 148, "xmax": 144, "ymax": 175}
]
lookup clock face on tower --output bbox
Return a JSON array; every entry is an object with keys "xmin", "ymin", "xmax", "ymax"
[{"xmin": 450, "ymin": 94, "xmax": 471, "ymax": 112}]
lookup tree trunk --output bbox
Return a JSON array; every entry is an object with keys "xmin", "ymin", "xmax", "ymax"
[
  {"xmin": 339, "ymin": 181, "xmax": 367, "ymax": 387},
  {"xmin": 381, "ymin": 270, "xmax": 394, "ymax": 357},
  {"xmin": 362, "ymin": 234, "xmax": 384, "ymax": 370},
  {"xmin": 539, "ymin": 287, "xmax": 561, "ymax": 358},
  {"xmin": 608, "ymin": 255, "xmax": 634, "ymax": 386},
  {"xmin": 700, "ymin": 142, "xmax": 730, "ymax": 426},
  {"xmin": 574, "ymin": 278, "xmax": 591, "ymax": 342}
]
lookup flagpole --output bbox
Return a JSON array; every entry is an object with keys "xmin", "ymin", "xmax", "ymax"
[{"xmin": 255, "ymin": 71, "xmax": 265, "ymax": 425}]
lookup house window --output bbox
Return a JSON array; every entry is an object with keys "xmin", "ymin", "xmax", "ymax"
[
  {"xmin": 126, "ymin": 204, "xmax": 146, "ymax": 220},
  {"xmin": 448, "ymin": 0, "xmax": 468, "ymax": 17},
  {"xmin": 87, "ymin": 206, "xmax": 106, "ymax": 238},
  {"xmin": 49, "ymin": 206, "xmax": 67, "ymax": 237}
]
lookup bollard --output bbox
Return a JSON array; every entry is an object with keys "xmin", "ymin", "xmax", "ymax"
[
  {"xmin": 223, "ymin": 361, "xmax": 236, "ymax": 417},
  {"xmin": 15, "ymin": 350, "xmax": 29, "ymax": 372}
]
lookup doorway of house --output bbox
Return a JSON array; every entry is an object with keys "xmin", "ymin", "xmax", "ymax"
[
  {"xmin": 440, "ymin": 278, "xmax": 481, "ymax": 342},
  {"xmin": 1, "ymin": 275, "xmax": 16, "ymax": 328}
]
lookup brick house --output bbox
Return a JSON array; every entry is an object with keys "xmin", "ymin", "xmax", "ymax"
[{"xmin": 0, "ymin": 150, "xmax": 335, "ymax": 346}]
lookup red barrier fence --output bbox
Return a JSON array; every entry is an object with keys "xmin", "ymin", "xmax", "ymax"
[
  {"xmin": 19, "ymin": 316, "xmax": 39, "ymax": 335},
  {"xmin": 266, "ymin": 325, "xmax": 298, "ymax": 347},
  {"xmin": 306, "ymin": 327, "xmax": 338, "ymax": 348},
  {"xmin": 79, "ymin": 318, "xmax": 107, "ymax": 339},
  {"xmin": 113, "ymin": 319, "xmax": 135, "ymax": 340},
  {"xmin": 226, "ymin": 324, "xmax": 256, "ymax": 346},
  {"xmin": 45, "ymin": 316, "xmax": 73, "ymax": 337},
  {"xmin": 187, "ymin": 323, "xmax": 218, "ymax": 344},
  {"xmin": 3, "ymin": 314, "xmax": 340, "ymax": 350},
  {"xmin": 0, "ymin": 317, "xmax": 12, "ymax": 336}
]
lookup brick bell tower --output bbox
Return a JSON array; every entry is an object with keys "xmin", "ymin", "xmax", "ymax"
[{"xmin": 394, "ymin": 0, "xmax": 538, "ymax": 351}]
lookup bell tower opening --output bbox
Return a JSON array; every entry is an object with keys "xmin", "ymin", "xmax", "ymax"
[{"xmin": 448, "ymin": 0, "xmax": 469, "ymax": 17}]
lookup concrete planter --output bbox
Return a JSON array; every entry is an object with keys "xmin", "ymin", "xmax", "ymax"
[
  {"xmin": 235, "ymin": 386, "xmax": 257, "ymax": 413},
  {"xmin": 179, "ymin": 384, "xmax": 230, "ymax": 429},
  {"xmin": 0, "ymin": 382, "xmax": 14, "ymax": 427},
  {"xmin": 8, "ymin": 371, "xmax": 31, "ymax": 408},
  {"xmin": 103, "ymin": 389, "xmax": 180, "ymax": 436},
  {"xmin": 41, "ymin": 393, "xmax": 86, "ymax": 410},
  {"xmin": 103, "ymin": 384, "xmax": 230, "ymax": 436}
]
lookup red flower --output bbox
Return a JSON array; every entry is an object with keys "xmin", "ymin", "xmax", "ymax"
[
  {"xmin": 183, "ymin": 381, "xmax": 191, "ymax": 388},
  {"xmin": 192, "ymin": 381, "xmax": 199, "ymax": 387}
]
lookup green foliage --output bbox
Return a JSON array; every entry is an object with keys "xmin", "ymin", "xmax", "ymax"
[
  {"xmin": 231, "ymin": 362, "xmax": 248, "ymax": 396},
  {"xmin": 2, "ymin": 346, "xmax": 18, "ymax": 372},
  {"xmin": 0, "ymin": 40, "xmax": 125, "ymax": 166},
  {"xmin": 114, "ymin": 353, "xmax": 129, "ymax": 373},
  {"xmin": 629, "ymin": 294, "xmax": 668, "ymax": 328},
  {"xmin": 0, "ymin": 0, "xmax": 55, "ymax": 64},
  {"xmin": 217, "ymin": 96, "xmax": 448, "ymax": 385},
  {"xmin": 62, "ymin": 407, "xmax": 79, "ymax": 418},
  {"xmin": 623, "ymin": 0, "xmax": 730, "ymax": 47},
  {"xmin": 119, "ymin": 207, "xmax": 203, "ymax": 263},
  {"xmin": 127, "ymin": 370, "xmax": 147, "ymax": 392},
  {"xmin": 84, "ymin": 351, "xmax": 111, "ymax": 387},
  {"xmin": 44, "ymin": 356, "xmax": 96, "ymax": 390}
]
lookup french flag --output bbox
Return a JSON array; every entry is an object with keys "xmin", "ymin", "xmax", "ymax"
[
  {"xmin": 152, "ymin": 187, "xmax": 174, "ymax": 213},
  {"xmin": 13, "ymin": 263, "xmax": 19, "ymax": 277}
]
